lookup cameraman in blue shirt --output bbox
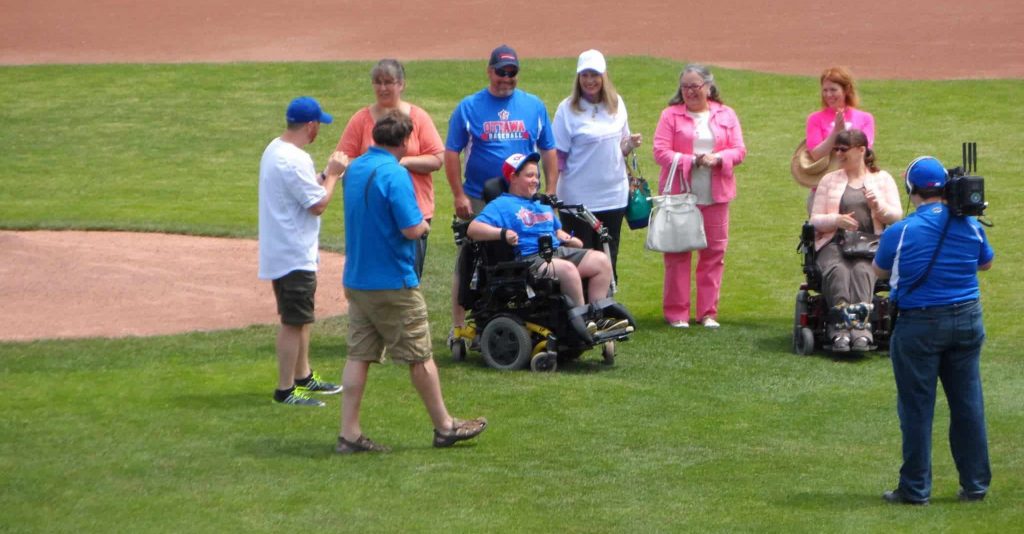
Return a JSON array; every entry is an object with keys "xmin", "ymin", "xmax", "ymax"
[{"xmin": 873, "ymin": 156, "xmax": 994, "ymax": 505}]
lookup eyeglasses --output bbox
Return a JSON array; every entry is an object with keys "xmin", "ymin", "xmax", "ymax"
[
  {"xmin": 372, "ymin": 79, "xmax": 399, "ymax": 86},
  {"xmin": 681, "ymin": 83, "xmax": 705, "ymax": 91},
  {"xmin": 494, "ymin": 68, "xmax": 519, "ymax": 78}
]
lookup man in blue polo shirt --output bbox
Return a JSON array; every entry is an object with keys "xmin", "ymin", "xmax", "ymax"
[
  {"xmin": 337, "ymin": 110, "xmax": 487, "ymax": 454},
  {"xmin": 873, "ymin": 156, "xmax": 995, "ymax": 505}
]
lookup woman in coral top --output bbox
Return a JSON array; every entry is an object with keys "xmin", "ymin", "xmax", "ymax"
[
  {"xmin": 652, "ymin": 64, "xmax": 746, "ymax": 330},
  {"xmin": 337, "ymin": 59, "xmax": 445, "ymax": 278}
]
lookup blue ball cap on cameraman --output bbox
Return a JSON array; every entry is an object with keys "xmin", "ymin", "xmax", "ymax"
[
  {"xmin": 906, "ymin": 156, "xmax": 947, "ymax": 189},
  {"xmin": 286, "ymin": 96, "xmax": 333, "ymax": 124}
]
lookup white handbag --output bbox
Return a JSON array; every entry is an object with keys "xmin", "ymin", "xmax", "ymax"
[{"xmin": 644, "ymin": 152, "xmax": 707, "ymax": 253}]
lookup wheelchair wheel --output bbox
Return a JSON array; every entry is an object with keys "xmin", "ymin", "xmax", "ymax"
[
  {"xmin": 793, "ymin": 326, "xmax": 815, "ymax": 355},
  {"xmin": 530, "ymin": 351, "xmax": 558, "ymax": 372},
  {"xmin": 451, "ymin": 338, "xmax": 467, "ymax": 362},
  {"xmin": 480, "ymin": 316, "xmax": 532, "ymax": 370},
  {"xmin": 602, "ymin": 341, "xmax": 615, "ymax": 365}
]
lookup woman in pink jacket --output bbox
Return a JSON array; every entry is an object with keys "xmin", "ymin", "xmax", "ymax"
[
  {"xmin": 653, "ymin": 64, "xmax": 746, "ymax": 329},
  {"xmin": 810, "ymin": 129, "xmax": 901, "ymax": 351}
]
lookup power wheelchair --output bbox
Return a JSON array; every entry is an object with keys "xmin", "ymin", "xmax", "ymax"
[
  {"xmin": 449, "ymin": 180, "xmax": 637, "ymax": 372},
  {"xmin": 793, "ymin": 221, "xmax": 893, "ymax": 355}
]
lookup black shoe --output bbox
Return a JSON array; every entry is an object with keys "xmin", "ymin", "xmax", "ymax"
[
  {"xmin": 274, "ymin": 388, "xmax": 325, "ymax": 407},
  {"xmin": 295, "ymin": 371, "xmax": 343, "ymax": 395},
  {"xmin": 882, "ymin": 489, "xmax": 928, "ymax": 506},
  {"xmin": 958, "ymin": 488, "xmax": 986, "ymax": 502}
]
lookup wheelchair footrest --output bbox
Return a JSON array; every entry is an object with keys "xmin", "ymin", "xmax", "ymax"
[{"xmin": 593, "ymin": 326, "xmax": 634, "ymax": 343}]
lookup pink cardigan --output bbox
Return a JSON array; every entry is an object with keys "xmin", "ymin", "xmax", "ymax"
[
  {"xmin": 810, "ymin": 168, "xmax": 902, "ymax": 250},
  {"xmin": 653, "ymin": 101, "xmax": 746, "ymax": 203}
]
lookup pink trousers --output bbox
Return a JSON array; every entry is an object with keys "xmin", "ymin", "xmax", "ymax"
[{"xmin": 662, "ymin": 202, "xmax": 730, "ymax": 323}]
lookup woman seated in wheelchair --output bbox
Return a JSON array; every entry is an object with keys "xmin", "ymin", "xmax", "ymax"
[
  {"xmin": 468, "ymin": 153, "xmax": 616, "ymax": 331},
  {"xmin": 809, "ymin": 129, "xmax": 902, "ymax": 351}
]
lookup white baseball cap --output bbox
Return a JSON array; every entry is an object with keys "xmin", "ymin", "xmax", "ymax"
[{"xmin": 576, "ymin": 49, "xmax": 607, "ymax": 74}]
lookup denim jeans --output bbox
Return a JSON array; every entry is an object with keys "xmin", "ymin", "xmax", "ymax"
[{"xmin": 890, "ymin": 299, "xmax": 990, "ymax": 501}]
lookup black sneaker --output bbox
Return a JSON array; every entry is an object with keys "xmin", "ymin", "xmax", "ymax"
[
  {"xmin": 274, "ymin": 389, "xmax": 325, "ymax": 407},
  {"xmin": 882, "ymin": 489, "xmax": 928, "ymax": 506},
  {"xmin": 296, "ymin": 372, "xmax": 343, "ymax": 395},
  {"xmin": 958, "ymin": 488, "xmax": 986, "ymax": 502}
]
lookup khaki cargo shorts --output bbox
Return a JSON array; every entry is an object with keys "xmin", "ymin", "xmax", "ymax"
[{"xmin": 344, "ymin": 287, "xmax": 432, "ymax": 364}]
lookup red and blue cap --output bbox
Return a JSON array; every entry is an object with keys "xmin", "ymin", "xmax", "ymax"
[{"xmin": 502, "ymin": 152, "xmax": 540, "ymax": 181}]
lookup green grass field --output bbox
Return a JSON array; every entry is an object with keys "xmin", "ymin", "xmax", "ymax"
[{"xmin": 1, "ymin": 58, "xmax": 1022, "ymax": 532}]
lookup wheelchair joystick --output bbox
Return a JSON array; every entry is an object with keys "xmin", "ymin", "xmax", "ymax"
[{"xmin": 538, "ymin": 234, "xmax": 554, "ymax": 263}]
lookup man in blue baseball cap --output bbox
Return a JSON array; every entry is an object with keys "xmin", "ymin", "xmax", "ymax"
[
  {"xmin": 444, "ymin": 44, "xmax": 560, "ymax": 344},
  {"xmin": 258, "ymin": 96, "xmax": 349, "ymax": 407},
  {"xmin": 874, "ymin": 156, "xmax": 995, "ymax": 505}
]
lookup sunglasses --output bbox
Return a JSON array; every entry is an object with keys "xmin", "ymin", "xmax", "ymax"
[
  {"xmin": 494, "ymin": 68, "xmax": 519, "ymax": 78},
  {"xmin": 833, "ymin": 146, "xmax": 852, "ymax": 153}
]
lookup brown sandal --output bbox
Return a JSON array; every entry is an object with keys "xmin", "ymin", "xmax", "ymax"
[
  {"xmin": 335, "ymin": 434, "xmax": 390, "ymax": 454},
  {"xmin": 433, "ymin": 417, "xmax": 488, "ymax": 448}
]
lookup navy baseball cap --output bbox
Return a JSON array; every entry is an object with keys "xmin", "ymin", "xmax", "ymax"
[
  {"xmin": 489, "ymin": 45, "xmax": 520, "ymax": 69},
  {"xmin": 905, "ymin": 156, "xmax": 947, "ymax": 189},
  {"xmin": 286, "ymin": 96, "xmax": 333, "ymax": 124}
]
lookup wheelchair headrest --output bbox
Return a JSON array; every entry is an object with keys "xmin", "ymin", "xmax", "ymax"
[{"xmin": 482, "ymin": 177, "xmax": 509, "ymax": 203}]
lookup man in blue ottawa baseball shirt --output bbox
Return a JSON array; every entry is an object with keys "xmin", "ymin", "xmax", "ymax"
[
  {"xmin": 873, "ymin": 156, "xmax": 994, "ymax": 505},
  {"xmin": 444, "ymin": 44, "xmax": 560, "ymax": 336}
]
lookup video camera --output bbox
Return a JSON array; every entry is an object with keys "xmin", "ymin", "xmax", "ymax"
[{"xmin": 945, "ymin": 142, "xmax": 987, "ymax": 217}]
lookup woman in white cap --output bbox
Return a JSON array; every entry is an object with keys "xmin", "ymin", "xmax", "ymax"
[
  {"xmin": 552, "ymin": 49, "xmax": 641, "ymax": 281},
  {"xmin": 336, "ymin": 59, "xmax": 445, "ymax": 279},
  {"xmin": 809, "ymin": 129, "xmax": 901, "ymax": 351}
]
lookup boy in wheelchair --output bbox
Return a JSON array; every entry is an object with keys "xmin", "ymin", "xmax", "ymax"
[{"xmin": 454, "ymin": 152, "xmax": 635, "ymax": 371}]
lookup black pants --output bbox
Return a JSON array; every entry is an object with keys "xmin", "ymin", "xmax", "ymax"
[{"xmin": 559, "ymin": 208, "xmax": 624, "ymax": 282}]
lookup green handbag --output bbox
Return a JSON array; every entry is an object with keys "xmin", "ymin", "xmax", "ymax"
[{"xmin": 625, "ymin": 152, "xmax": 652, "ymax": 230}]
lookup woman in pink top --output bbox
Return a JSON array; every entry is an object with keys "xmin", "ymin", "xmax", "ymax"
[
  {"xmin": 810, "ymin": 129, "xmax": 901, "ymax": 352},
  {"xmin": 337, "ymin": 59, "xmax": 445, "ymax": 278},
  {"xmin": 653, "ymin": 64, "xmax": 746, "ymax": 330},
  {"xmin": 805, "ymin": 66, "xmax": 875, "ymax": 163}
]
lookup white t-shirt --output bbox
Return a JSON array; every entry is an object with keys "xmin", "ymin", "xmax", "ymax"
[
  {"xmin": 687, "ymin": 110, "xmax": 714, "ymax": 205},
  {"xmin": 257, "ymin": 137, "xmax": 327, "ymax": 280},
  {"xmin": 552, "ymin": 94, "xmax": 631, "ymax": 212}
]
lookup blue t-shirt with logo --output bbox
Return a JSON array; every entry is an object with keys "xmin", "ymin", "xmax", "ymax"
[
  {"xmin": 446, "ymin": 88, "xmax": 555, "ymax": 199},
  {"xmin": 342, "ymin": 146, "xmax": 423, "ymax": 290},
  {"xmin": 875, "ymin": 202, "xmax": 994, "ymax": 309},
  {"xmin": 475, "ymin": 193, "xmax": 563, "ymax": 257}
]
